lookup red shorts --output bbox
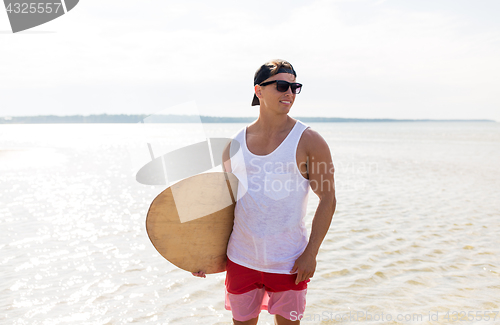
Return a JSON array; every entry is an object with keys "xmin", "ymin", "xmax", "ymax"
[{"xmin": 225, "ymin": 257, "xmax": 309, "ymax": 321}]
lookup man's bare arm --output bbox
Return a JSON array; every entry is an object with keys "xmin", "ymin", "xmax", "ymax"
[{"xmin": 291, "ymin": 129, "xmax": 336, "ymax": 284}]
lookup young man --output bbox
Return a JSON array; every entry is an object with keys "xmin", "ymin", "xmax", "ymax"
[{"xmin": 194, "ymin": 60, "xmax": 336, "ymax": 325}]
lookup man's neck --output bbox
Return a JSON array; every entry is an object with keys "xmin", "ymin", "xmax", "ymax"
[{"xmin": 254, "ymin": 107, "xmax": 294, "ymax": 133}]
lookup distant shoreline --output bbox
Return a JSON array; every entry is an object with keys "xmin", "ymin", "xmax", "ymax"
[{"xmin": 0, "ymin": 114, "xmax": 495, "ymax": 124}]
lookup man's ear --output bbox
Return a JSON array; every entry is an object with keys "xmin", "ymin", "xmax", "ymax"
[{"xmin": 254, "ymin": 84, "xmax": 262, "ymax": 100}]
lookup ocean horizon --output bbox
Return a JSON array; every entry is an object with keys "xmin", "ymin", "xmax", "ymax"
[{"xmin": 0, "ymin": 114, "xmax": 496, "ymax": 124}]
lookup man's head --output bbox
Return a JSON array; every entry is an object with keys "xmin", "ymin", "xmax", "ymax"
[{"xmin": 251, "ymin": 59, "xmax": 300, "ymax": 106}]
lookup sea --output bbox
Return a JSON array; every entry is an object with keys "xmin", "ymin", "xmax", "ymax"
[{"xmin": 0, "ymin": 122, "xmax": 499, "ymax": 325}]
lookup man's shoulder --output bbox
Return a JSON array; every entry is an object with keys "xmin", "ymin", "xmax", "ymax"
[
  {"xmin": 229, "ymin": 125, "xmax": 246, "ymax": 140},
  {"xmin": 298, "ymin": 125, "xmax": 330, "ymax": 153},
  {"xmin": 300, "ymin": 125, "xmax": 326, "ymax": 142}
]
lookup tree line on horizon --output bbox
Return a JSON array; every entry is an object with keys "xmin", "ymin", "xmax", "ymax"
[{"xmin": 0, "ymin": 114, "xmax": 494, "ymax": 124}]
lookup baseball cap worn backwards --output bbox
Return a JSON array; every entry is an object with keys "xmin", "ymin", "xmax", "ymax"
[{"xmin": 252, "ymin": 60, "xmax": 297, "ymax": 106}]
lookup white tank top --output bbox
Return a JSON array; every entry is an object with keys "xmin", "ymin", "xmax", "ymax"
[{"xmin": 227, "ymin": 120, "xmax": 310, "ymax": 274}]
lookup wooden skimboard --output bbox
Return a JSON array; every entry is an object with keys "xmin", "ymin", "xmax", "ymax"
[{"xmin": 146, "ymin": 172, "xmax": 238, "ymax": 274}]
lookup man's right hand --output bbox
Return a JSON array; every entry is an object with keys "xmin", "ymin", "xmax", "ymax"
[{"xmin": 191, "ymin": 271, "xmax": 206, "ymax": 278}]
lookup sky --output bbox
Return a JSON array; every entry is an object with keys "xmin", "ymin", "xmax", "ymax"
[{"xmin": 1, "ymin": 0, "xmax": 499, "ymax": 120}]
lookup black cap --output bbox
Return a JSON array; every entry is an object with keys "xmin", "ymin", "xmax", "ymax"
[{"xmin": 252, "ymin": 61, "xmax": 297, "ymax": 106}]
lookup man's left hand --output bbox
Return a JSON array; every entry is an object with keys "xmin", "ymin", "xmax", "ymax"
[{"xmin": 290, "ymin": 250, "xmax": 317, "ymax": 285}]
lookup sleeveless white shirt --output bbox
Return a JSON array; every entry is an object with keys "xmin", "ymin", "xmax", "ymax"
[{"xmin": 227, "ymin": 120, "xmax": 310, "ymax": 274}]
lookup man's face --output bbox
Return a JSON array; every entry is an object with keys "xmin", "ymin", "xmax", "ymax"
[{"xmin": 256, "ymin": 72, "xmax": 297, "ymax": 113}]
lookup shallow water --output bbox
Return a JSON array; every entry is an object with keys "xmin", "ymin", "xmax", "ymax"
[{"xmin": 1, "ymin": 122, "xmax": 499, "ymax": 324}]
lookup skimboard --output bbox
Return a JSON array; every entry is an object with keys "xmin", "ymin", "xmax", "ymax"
[{"xmin": 146, "ymin": 172, "xmax": 238, "ymax": 274}]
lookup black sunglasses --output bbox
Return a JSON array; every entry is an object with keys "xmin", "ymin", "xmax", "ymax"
[{"xmin": 259, "ymin": 80, "xmax": 302, "ymax": 94}]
